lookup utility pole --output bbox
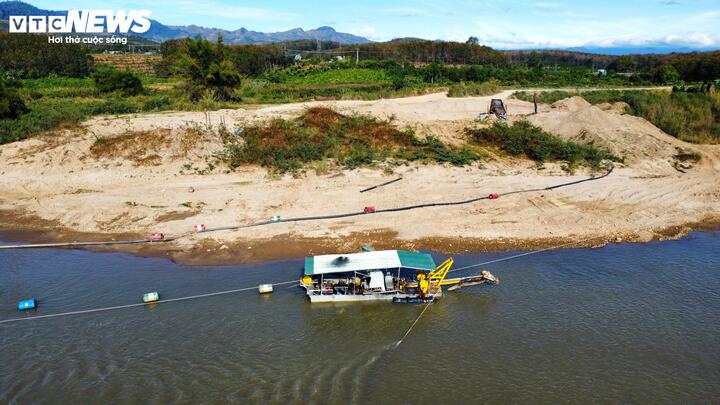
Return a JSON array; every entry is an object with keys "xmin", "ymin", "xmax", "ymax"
[{"xmin": 356, "ymin": 48, "xmax": 359, "ymax": 64}]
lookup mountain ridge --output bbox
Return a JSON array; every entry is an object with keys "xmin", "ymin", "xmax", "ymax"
[{"xmin": 0, "ymin": 1, "xmax": 373, "ymax": 44}]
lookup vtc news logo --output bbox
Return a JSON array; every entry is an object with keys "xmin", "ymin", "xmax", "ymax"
[{"xmin": 9, "ymin": 10, "xmax": 152, "ymax": 34}]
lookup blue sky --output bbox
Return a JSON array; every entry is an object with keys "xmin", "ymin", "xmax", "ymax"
[{"xmin": 29, "ymin": 0, "xmax": 720, "ymax": 49}]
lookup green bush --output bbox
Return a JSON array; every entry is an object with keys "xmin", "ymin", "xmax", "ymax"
[
  {"xmin": 0, "ymin": 77, "xmax": 28, "ymax": 119},
  {"xmin": 93, "ymin": 98, "xmax": 138, "ymax": 115},
  {"xmin": 92, "ymin": 66, "xmax": 144, "ymax": 96},
  {"xmin": 470, "ymin": 121, "xmax": 620, "ymax": 169},
  {"xmin": 447, "ymin": 81, "xmax": 501, "ymax": 97},
  {"xmin": 142, "ymin": 95, "xmax": 172, "ymax": 111},
  {"xmin": 222, "ymin": 108, "xmax": 480, "ymax": 173}
]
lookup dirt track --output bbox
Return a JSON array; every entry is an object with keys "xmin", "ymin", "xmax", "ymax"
[{"xmin": 1, "ymin": 89, "xmax": 718, "ymax": 264}]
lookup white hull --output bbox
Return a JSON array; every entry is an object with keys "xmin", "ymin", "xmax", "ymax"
[{"xmin": 308, "ymin": 293, "xmax": 396, "ymax": 303}]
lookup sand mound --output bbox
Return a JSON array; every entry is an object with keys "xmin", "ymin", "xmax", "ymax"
[
  {"xmin": 551, "ymin": 96, "xmax": 592, "ymax": 112},
  {"xmin": 87, "ymin": 127, "xmax": 223, "ymax": 166},
  {"xmin": 596, "ymin": 101, "xmax": 630, "ymax": 114},
  {"xmin": 528, "ymin": 102, "xmax": 679, "ymax": 165}
]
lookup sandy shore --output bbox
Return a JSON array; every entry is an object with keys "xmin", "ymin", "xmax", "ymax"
[{"xmin": 1, "ymin": 90, "xmax": 718, "ymax": 264}]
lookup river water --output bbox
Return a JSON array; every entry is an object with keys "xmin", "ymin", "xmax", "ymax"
[{"xmin": 1, "ymin": 232, "xmax": 719, "ymax": 404}]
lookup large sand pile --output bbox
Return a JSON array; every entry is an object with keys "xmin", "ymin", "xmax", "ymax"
[
  {"xmin": 550, "ymin": 96, "xmax": 592, "ymax": 111},
  {"xmin": 528, "ymin": 97, "xmax": 682, "ymax": 166}
]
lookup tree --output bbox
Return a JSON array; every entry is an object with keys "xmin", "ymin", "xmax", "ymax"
[
  {"xmin": 172, "ymin": 37, "xmax": 242, "ymax": 101},
  {"xmin": 654, "ymin": 64, "xmax": 680, "ymax": 84},
  {"xmin": 466, "ymin": 36, "xmax": 480, "ymax": 46},
  {"xmin": 0, "ymin": 33, "xmax": 91, "ymax": 78}
]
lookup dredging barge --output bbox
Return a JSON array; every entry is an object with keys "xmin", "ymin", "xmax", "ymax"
[{"xmin": 300, "ymin": 250, "xmax": 498, "ymax": 303}]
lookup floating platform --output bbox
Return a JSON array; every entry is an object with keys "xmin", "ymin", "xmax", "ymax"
[
  {"xmin": 258, "ymin": 284, "xmax": 273, "ymax": 294},
  {"xmin": 143, "ymin": 292, "xmax": 160, "ymax": 303}
]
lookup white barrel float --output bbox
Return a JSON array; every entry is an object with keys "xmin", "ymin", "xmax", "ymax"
[
  {"xmin": 194, "ymin": 224, "xmax": 206, "ymax": 233},
  {"xmin": 258, "ymin": 284, "xmax": 273, "ymax": 294},
  {"xmin": 143, "ymin": 292, "xmax": 160, "ymax": 303}
]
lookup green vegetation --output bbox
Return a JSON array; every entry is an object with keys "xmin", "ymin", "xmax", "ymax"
[
  {"xmin": 166, "ymin": 37, "xmax": 243, "ymax": 101},
  {"xmin": 92, "ymin": 66, "xmax": 144, "ymax": 96},
  {"xmin": 0, "ymin": 76, "xmax": 181, "ymax": 144},
  {"xmin": 221, "ymin": 107, "xmax": 480, "ymax": 173},
  {"xmin": 2, "ymin": 33, "xmax": 719, "ymax": 148},
  {"xmin": 0, "ymin": 76, "xmax": 28, "ymax": 119},
  {"xmin": 469, "ymin": 121, "xmax": 621, "ymax": 170},
  {"xmin": 513, "ymin": 88, "xmax": 720, "ymax": 144},
  {"xmin": 447, "ymin": 81, "xmax": 501, "ymax": 97},
  {"xmin": 277, "ymin": 68, "xmax": 389, "ymax": 85},
  {"xmin": 0, "ymin": 33, "xmax": 91, "ymax": 78}
]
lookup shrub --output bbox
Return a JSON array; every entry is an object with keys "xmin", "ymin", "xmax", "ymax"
[
  {"xmin": 93, "ymin": 98, "xmax": 138, "ymax": 115},
  {"xmin": 91, "ymin": 66, "xmax": 144, "ymax": 96},
  {"xmin": 0, "ymin": 77, "xmax": 28, "ymax": 119},
  {"xmin": 447, "ymin": 81, "xmax": 501, "ymax": 97},
  {"xmin": 470, "ymin": 120, "xmax": 620, "ymax": 169},
  {"xmin": 222, "ymin": 107, "xmax": 479, "ymax": 173},
  {"xmin": 142, "ymin": 95, "xmax": 172, "ymax": 111}
]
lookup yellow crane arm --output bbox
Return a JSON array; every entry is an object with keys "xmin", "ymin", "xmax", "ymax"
[{"xmin": 428, "ymin": 258, "xmax": 453, "ymax": 289}]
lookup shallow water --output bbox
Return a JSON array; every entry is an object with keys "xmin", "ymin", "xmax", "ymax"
[{"xmin": 1, "ymin": 233, "xmax": 719, "ymax": 404}]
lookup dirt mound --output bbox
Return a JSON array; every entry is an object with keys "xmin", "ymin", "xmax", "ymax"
[
  {"xmin": 528, "ymin": 103, "xmax": 679, "ymax": 165},
  {"xmin": 596, "ymin": 101, "xmax": 630, "ymax": 114},
  {"xmin": 88, "ymin": 127, "xmax": 223, "ymax": 166},
  {"xmin": 90, "ymin": 129, "xmax": 171, "ymax": 164},
  {"xmin": 551, "ymin": 96, "xmax": 592, "ymax": 112},
  {"xmin": 300, "ymin": 107, "xmax": 346, "ymax": 129}
]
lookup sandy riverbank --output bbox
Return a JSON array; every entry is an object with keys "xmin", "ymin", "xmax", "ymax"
[{"xmin": 1, "ymin": 90, "xmax": 718, "ymax": 264}]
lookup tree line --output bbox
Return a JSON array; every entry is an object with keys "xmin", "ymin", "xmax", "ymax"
[{"xmin": 1, "ymin": 33, "xmax": 719, "ymax": 84}]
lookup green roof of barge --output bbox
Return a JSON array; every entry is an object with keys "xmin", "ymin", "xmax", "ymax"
[{"xmin": 304, "ymin": 250, "xmax": 436, "ymax": 275}]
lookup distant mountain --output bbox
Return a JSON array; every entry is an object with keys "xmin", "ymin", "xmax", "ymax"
[
  {"xmin": 0, "ymin": 1, "xmax": 372, "ymax": 45},
  {"xmin": 0, "ymin": 0, "xmax": 63, "ymax": 19},
  {"xmin": 143, "ymin": 22, "xmax": 371, "ymax": 45},
  {"xmin": 565, "ymin": 45, "xmax": 718, "ymax": 55}
]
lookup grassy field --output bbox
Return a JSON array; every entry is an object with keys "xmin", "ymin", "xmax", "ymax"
[
  {"xmin": 513, "ymin": 89, "xmax": 720, "ymax": 144},
  {"xmin": 0, "ymin": 76, "xmax": 186, "ymax": 144},
  {"xmin": 281, "ymin": 68, "xmax": 391, "ymax": 85}
]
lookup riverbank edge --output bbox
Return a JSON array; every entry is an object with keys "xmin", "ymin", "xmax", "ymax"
[{"xmin": 2, "ymin": 208, "xmax": 719, "ymax": 266}]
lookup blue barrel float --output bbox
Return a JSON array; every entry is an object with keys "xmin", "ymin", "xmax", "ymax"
[{"xmin": 18, "ymin": 299, "xmax": 36, "ymax": 310}]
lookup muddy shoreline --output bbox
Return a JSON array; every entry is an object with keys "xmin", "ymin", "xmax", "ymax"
[{"xmin": 2, "ymin": 209, "xmax": 718, "ymax": 266}]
